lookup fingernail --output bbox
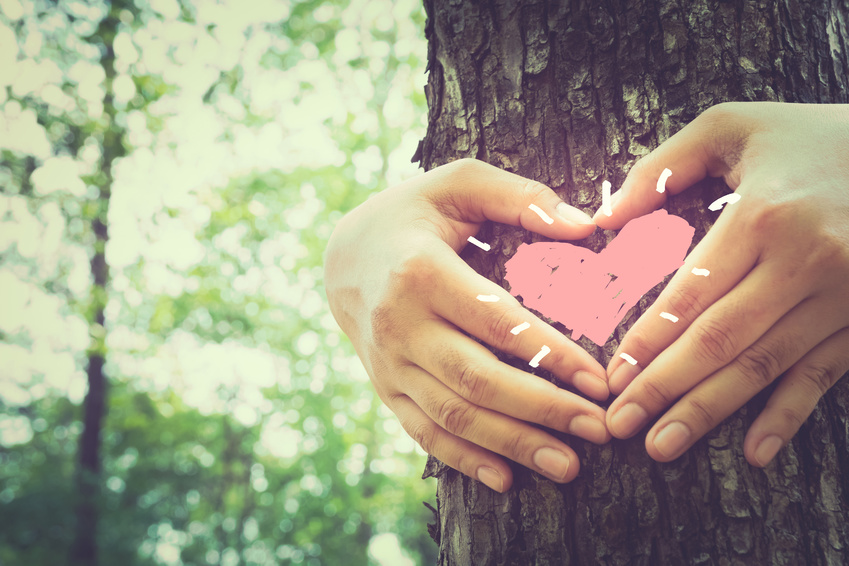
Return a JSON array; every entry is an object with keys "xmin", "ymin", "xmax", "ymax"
[
  {"xmin": 569, "ymin": 415, "xmax": 609, "ymax": 444},
  {"xmin": 477, "ymin": 466, "xmax": 504, "ymax": 492},
  {"xmin": 754, "ymin": 435, "xmax": 783, "ymax": 467},
  {"xmin": 610, "ymin": 402, "xmax": 649, "ymax": 438},
  {"xmin": 572, "ymin": 370, "xmax": 609, "ymax": 400},
  {"xmin": 653, "ymin": 421, "xmax": 691, "ymax": 459},
  {"xmin": 609, "ymin": 362, "xmax": 642, "ymax": 394},
  {"xmin": 556, "ymin": 202, "xmax": 594, "ymax": 225},
  {"xmin": 533, "ymin": 447, "xmax": 571, "ymax": 481}
]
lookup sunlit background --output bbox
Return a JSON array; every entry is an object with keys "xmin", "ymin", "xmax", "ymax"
[{"xmin": 0, "ymin": 0, "xmax": 435, "ymax": 564}]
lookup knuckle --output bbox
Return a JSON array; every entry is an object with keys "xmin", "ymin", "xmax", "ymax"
[
  {"xmin": 806, "ymin": 229, "xmax": 849, "ymax": 276},
  {"xmin": 408, "ymin": 420, "xmax": 437, "ymax": 455},
  {"xmin": 520, "ymin": 179, "xmax": 553, "ymax": 204},
  {"xmin": 373, "ymin": 383, "xmax": 396, "ymax": 406},
  {"xmin": 502, "ymin": 429, "xmax": 533, "ymax": 462},
  {"xmin": 439, "ymin": 350, "xmax": 494, "ymax": 406},
  {"xmin": 693, "ymin": 102, "xmax": 754, "ymax": 175},
  {"xmin": 448, "ymin": 157, "xmax": 483, "ymax": 175},
  {"xmin": 698, "ymin": 101, "xmax": 740, "ymax": 126},
  {"xmin": 641, "ymin": 378, "xmax": 676, "ymax": 407},
  {"xmin": 628, "ymin": 154, "xmax": 653, "ymax": 178},
  {"xmin": 450, "ymin": 450, "xmax": 474, "ymax": 479},
  {"xmin": 393, "ymin": 251, "xmax": 437, "ymax": 293},
  {"xmin": 685, "ymin": 395, "xmax": 718, "ymax": 430},
  {"xmin": 691, "ymin": 318, "xmax": 740, "ymax": 366},
  {"xmin": 665, "ymin": 285, "xmax": 707, "ymax": 324},
  {"xmin": 436, "ymin": 396, "xmax": 476, "ymax": 438},
  {"xmin": 797, "ymin": 363, "xmax": 840, "ymax": 399},
  {"xmin": 697, "ymin": 102, "xmax": 753, "ymax": 140},
  {"xmin": 536, "ymin": 397, "xmax": 566, "ymax": 431},
  {"xmin": 621, "ymin": 332, "xmax": 657, "ymax": 364},
  {"xmin": 749, "ymin": 199, "xmax": 796, "ymax": 236},
  {"xmin": 542, "ymin": 347, "xmax": 569, "ymax": 373},
  {"xmin": 427, "ymin": 187, "xmax": 467, "ymax": 224},
  {"xmin": 455, "ymin": 362, "xmax": 493, "ymax": 406},
  {"xmin": 438, "ymin": 348, "xmax": 464, "ymax": 381},
  {"xmin": 735, "ymin": 343, "xmax": 784, "ymax": 390},
  {"xmin": 484, "ymin": 307, "xmax": 520, "ymax": 351},
  {"xmin": 369, "ymin": 304, "xmax": 400, "ymax": 350},
  {"xmin": 428, "ymin": 159, "xmax": 482, "ymax": 221},
  {"xmin": 778, "ymin": 405, "xmax": 806, "ymax": 431}
]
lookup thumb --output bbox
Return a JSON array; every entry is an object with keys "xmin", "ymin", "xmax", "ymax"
[
  {"xmin": 423, "ymin": 158, "xmax": 597, "ymax": 243},
  {"xmin": 594, "ymin": 103, "xmax": 753, "ymax": 230}
]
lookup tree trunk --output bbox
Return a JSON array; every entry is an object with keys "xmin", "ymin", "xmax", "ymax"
[
  {"xmin": 418, "ymin": 1, "xmax": 849, "ymax": 564},
  {"xmin": 69, "ymin": 6, "xmax": 124, "ymax": 565}
]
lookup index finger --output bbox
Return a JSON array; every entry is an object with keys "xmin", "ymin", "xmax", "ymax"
[
  {"xmin": 411, "ymin": 158, "xmax": 598, "ymax": 249},
  {"xmin": 593, "ymin": 103, "xmax": 756, "ymax": 230},
  {"xmin": 422, "ymin": 243, "xmax": 609, "ymax": 400},
  {"xmin": 606, "ymin": 206, "xmax": 758, "ymax": 394}
]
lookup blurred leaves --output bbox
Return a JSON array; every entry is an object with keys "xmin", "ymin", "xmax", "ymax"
[{"xmin": 0, "ymin": 0, "xmax": 432, "ymax": 564}]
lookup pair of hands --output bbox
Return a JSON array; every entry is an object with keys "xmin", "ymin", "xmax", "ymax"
[{"xmin": 324, "ymin": 102, "xmax": 849, "ymax": 493}]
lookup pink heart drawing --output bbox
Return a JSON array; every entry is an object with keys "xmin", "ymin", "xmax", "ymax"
[{"xmin": 504, "ymin": 209, "xmax": 695, "ymax": 346}]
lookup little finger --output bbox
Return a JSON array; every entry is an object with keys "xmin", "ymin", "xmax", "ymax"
[
  {"xmin": 743, "ymin": 327, "xmax": 849, "ymax": 468},
  {"xmin": 388, "ymin": 390, "xmax": 513, "ymax": 492}
]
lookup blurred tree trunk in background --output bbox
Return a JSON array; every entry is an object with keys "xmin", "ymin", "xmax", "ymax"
[
  {"xmin": 418, "ymin": 0, "xmax": 849, "ymax": 563},
  {"xmin": 1, "ymin": 0, "xmax": 437, "ymax": 563},
  {"xmin": 69, "ymin": 6, "xmax": 124, "ymax": 565}
]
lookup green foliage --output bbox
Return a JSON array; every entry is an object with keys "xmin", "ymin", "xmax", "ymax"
[{"xmin": 0, "ymin": 0, "xmax": 434, "ymax": 564}]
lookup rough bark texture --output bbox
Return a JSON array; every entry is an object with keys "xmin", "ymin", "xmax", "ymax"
[{"xmin": 418, "ymin": 1, "xmax": 849, "ymax": 564}]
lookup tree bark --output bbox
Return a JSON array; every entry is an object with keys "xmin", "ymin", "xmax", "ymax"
[{"xmin": 418, "ymin": 1, "xmax": 849, "ymax": 564}]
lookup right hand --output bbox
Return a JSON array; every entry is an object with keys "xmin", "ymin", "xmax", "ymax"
[{"xmin": 324, "ymin": 158, "xmax": 611, "ymax": 492}]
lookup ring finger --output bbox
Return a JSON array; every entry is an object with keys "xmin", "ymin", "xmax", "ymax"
[
  {"xmin": 398, "ymin": 362, "xmax": 581, "ymax": 484},
  {"xmin": 642, "ymin": 297, "xmax": 846, "ymax": 461}
]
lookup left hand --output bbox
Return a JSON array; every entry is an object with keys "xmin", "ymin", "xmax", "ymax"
[{"xmin": 594, "ymin": 102, "xmax": 849, "ymax": 467}]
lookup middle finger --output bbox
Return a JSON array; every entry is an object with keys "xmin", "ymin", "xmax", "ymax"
[
  {"xmin": 407, "ymin": 319, "xmax": 611, "ymax": 444},
  {"xmin": 607, "ymin": 259, "xmax": 809, "ymax": 439}
]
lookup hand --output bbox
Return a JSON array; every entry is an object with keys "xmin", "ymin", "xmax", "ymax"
[
  {"xmin": 595, "ymin": 102, "xmax": 849, "ymax": 467},
  {"xmin": 325, "ymin": 158, "xmax": 611, "ymax": 492}
]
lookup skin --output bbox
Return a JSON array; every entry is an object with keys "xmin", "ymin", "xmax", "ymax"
[
  {"xmin": 326, "ymin": 101, "xmax": 849, "ymax": 491},
  {"xmin": 597, "ymin": 102, "xmax": 849, "ymax": 468},
  {"xmin": 324, "ymin": 158, "xmax": 611, "ymax": 492}
]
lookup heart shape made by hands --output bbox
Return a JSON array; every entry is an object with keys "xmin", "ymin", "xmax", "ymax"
[{"xmin": 504, "ymin": 209, "xmax": 695, "ymax": 346}]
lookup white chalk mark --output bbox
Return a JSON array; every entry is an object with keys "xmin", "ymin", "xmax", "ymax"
[
  {"xmin": 619, "ymin": 352, "xmax": 638, "ymax": 366},
  {"xmin": 529, "ymin": 345, "xmax": 551, "ymax": 368},
  {"xmin": 467, "ymin": 236, "xmax": 491, "ymax": 251},
  {"xmin": 476, "ymin": 294, "xmax": 500, "ymax": 302},
  {"xmin": 691, "ymin": 267, "xmax": 710, "ymax": 277},
  {"xmin": 656, "ymin": 168, "xmax": 672, "ymax": 193},
  {"xmin": 510, "ymin": 321, "xmax": 531, "ymax": 335},
  {"xmin": 660, "ymin": 312, "xmax": 679, "ymax": 323},
  {"xmin": 528, "ymin": 203, "xmax": 554, "ymax": 225},
  {"xmin": 601, "ymin": 180, "xmax": 613, "ymax": 217},
  {"xmin": 708, "ymin": 193, "xmax": 741, "ymax": 211}
]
